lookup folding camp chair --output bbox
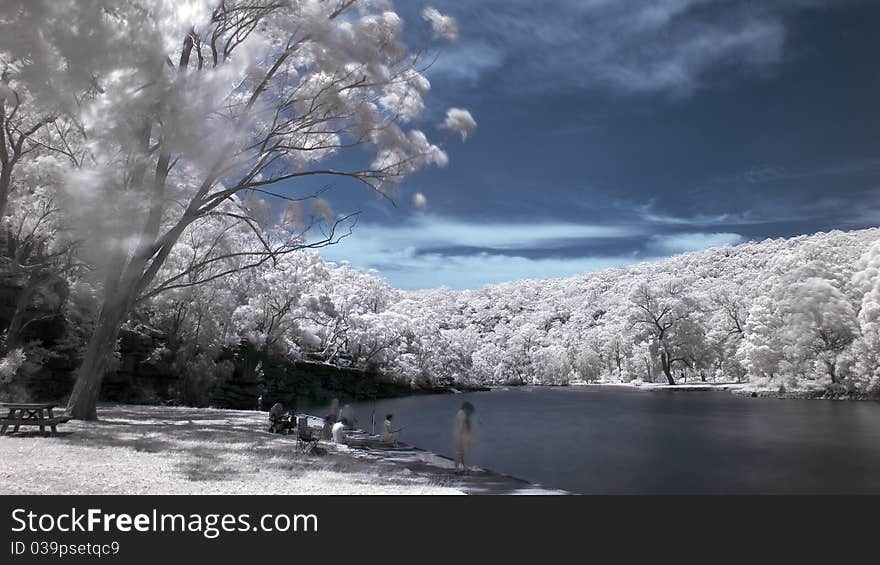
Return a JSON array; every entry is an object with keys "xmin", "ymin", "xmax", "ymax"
[{"xmin": 296, "ymin": 415, "xmax": 319, "ymax": 455}]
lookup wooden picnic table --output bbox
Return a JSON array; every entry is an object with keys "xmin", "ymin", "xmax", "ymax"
[{"xmin": 0, "ymin": 402, "xmax": 70, "ymax": 435}]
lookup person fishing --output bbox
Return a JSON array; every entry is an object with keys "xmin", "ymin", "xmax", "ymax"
[
  {"xmin": 380, "ymin": 413, "xmax": 403, "ymax": 446},
  {"xmin": 453, "ymin": 401, "xmax": 478, "ymax": 473}
]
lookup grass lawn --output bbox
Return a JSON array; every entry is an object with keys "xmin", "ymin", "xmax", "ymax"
[{"xmin": 0, "ymin": 404, "xmax": 462, "ymax": 495}]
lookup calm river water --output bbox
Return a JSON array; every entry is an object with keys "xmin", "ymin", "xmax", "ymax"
[{"xmin": 332, "ymin": 386, "xmax": 880, "ymax": 494}]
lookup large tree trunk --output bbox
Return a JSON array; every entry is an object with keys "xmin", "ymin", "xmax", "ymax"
[
  {"xmin": 660, "ymin": 350, "xmax": 676, "ymax": 385},
  {"xmin": 0, "ymin": 113, "xmax": 12, "ymax": 221},
  {"xmin": 65, "ymin": 291, "xmax": 131, "ymax": 420},
  {"xmin": 65, "ymin": 211, "xmax": 194, "ymax": 420},
  {"xmin": 0, "ymin": 168, "xmax": 11, "ymax": 221},
  {"xmin": 66, "ymin": 216, "xmax": 186, "ymax": 419},
  {"xmin": 66, "ymin": 244, "xmax": 152, "ymax": 420},
  {"xmin": 65, "ymin": 114, "xmax": 164, "ymax": 420},
  {"xmin": 826, "ymin": 360, "xmax": 837, "ymax": 384}
]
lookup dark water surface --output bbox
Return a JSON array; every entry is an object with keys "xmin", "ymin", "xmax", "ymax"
[{"xmin": 324, "ymin": 386, "xmax": 880, "ymax": 494}]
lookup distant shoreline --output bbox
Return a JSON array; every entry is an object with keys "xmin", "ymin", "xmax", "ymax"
[{"xmin": 483, "ymin": 381, "xmax": 879, "ymax": 401}]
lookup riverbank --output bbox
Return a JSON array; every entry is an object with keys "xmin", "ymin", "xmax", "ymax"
[
  {"xmin": 569, "ymin": 381, "xmax": 746, "ymax": 392},
  {"xmin": 567, "ymin": 380, "xmax": 879, "ymax": 400},
  {"xmin": 0, "ymin": 404, "xmax": 561, "ymax": 495},
  {"xmin": 730, "ymin": 387, "xmax": 880, "ymax": 401}
]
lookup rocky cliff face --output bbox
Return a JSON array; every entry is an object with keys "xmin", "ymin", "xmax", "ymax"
[
  {"xmin": 0, "ymin": 272, "xmax": 73, "ymax": 402},
  {"xmin": 1, "ymin": 278, "xmax": 421, "ymax": 407}
]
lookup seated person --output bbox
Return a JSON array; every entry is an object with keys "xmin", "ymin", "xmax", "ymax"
[
  {"xmin": 331, "ymin": 418, "xmax": 347, "ymax": 443},
  {"xmin": 380, "ymin": 413, "xmax": 401, "ymax": 446},
  {"xmin": 268, "ymin": 402, "xmax": 288, "ymax": 433}
]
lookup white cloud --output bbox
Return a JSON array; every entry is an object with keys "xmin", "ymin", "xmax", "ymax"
[
  {"xmin": 419, "ymin": 0, "xmax": 824, "ymax": 95},
  {"xmin": 648, "ymin": 232, "xmax": 744, "ymax": 254},
  {"xmin": 363, "ymin": 252, "xmax": 640, "ymax": 290},
  {"xmin": 322, "ymin": 214, "xmax": 640, "ymax": 253},
  {"xmin": 316, "ymin": 215, "xmax": 751, "ymax": 289},
  {"xmin": 638, "ymin": 210, "xmax": 738, "ymax": 226},
  {"xmin": 635, "ymin": 202, "xmax": 760, "ymax": 226},
  {"xmin": 593, "ymin": 14, "xmax": 784, "ymax": 95},
  {"xmin": 317, "ymin": 214, "xmax": 645, "ymax": 288},
  {"xmin": 424, "ymin": 41, "xmax": 505, "ymax": 83}
]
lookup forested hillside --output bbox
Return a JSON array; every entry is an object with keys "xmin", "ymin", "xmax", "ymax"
[
  {"xmin": 4, "ymin": 199, "xmax": 879, "ymax": 403},
  {"xmin": 426, "ymin": 228, "xmax": 880, "ymax": 396}
]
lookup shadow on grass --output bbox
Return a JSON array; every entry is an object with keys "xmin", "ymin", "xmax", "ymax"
[
  {"xmin": 23, "ymin": 405, "xmax": 440, "ymax": 489},
  {"xmin": 0, "ymin": 431, "xmax": 76, "ymax": 438}
]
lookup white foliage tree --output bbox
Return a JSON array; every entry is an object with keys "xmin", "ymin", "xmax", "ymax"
[{"xmin": 0, "ymin": 0, "xmax": 473, "ymax": 418}]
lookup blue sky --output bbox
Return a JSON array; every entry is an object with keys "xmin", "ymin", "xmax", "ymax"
[{"xmin": 296, "ymin": 0, "xmax": 880, "ymax": 289}]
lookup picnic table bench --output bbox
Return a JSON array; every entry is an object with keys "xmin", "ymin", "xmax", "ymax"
[{"xmin": 0, "ymin": 403, "xmax": 70, "ymax": 435}]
